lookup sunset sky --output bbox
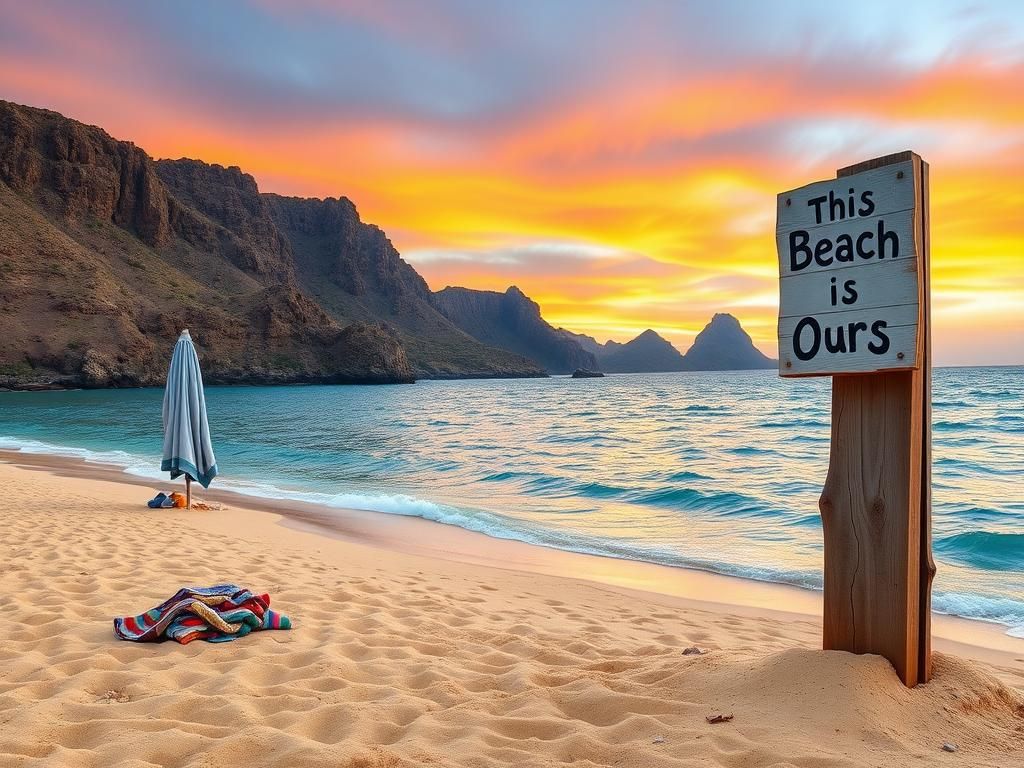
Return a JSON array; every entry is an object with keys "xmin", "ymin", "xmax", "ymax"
[{"xmin": 2, "ymin": 0, "xmax": 1022, "ymax": 364}]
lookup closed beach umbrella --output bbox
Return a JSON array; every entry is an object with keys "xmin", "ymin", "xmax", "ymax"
[{"xmin": 162, "ymin": 329, "xmax": 218, "ymax": 508}]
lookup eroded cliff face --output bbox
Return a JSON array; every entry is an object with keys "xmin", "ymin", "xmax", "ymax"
[
  {"xmin": 0, "ymin": 102, "xmax": 172, "ymax": 247},
  {"xmin": 0, "ymin": 100, "xmax": 543, "ymax": 388},
  {"xmin": 433, "ymin": 286, "xmax": 598, "ymax": 374},
  {"xmin": 155, "ymin": 159, "xmax": 295, "ymax": 283},
  {"xmin": 261, "ymin": 195, "xmax": 543, "ymax": 378},
  {"xmin": 264, "ymin": 194, "xmax": 429, "ymax": 302}
]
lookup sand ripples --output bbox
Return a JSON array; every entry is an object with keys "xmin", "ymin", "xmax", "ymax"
[{"xmin": 1, "ymin": 464, "xmax": 1022, "ymax": 767}]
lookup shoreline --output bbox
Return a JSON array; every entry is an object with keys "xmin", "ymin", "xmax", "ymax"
[
  {"xmin": 2, "ymin": 455, "xmax": 1023, "ymax": 766},
  {"xmin": 3, "ymin": 447, "xmax": 1022, "ymax": 663}
]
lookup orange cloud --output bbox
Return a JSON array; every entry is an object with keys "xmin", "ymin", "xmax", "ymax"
[{"xmin": 0, "ymin": 3, "xmax": 1021, "ymax": 365}]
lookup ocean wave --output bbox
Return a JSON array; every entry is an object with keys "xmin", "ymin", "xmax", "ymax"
[
  {"xmin": 571, "ymin": 481, "xmax": 632, "ymax": 499},
  {"xmin": 933, "ymin": 457, "xmax": 1005, "ymax": 476},
  {"xmin": 0, "ymin": 436, "xmax": 161, "ymax": 480},
  {"xmin": 757, "ymin": 419, "xmax": 829, "ymax": 429},
  {"xmin": 788, "ymin": 514, "xmax": 823, "ymax": 528},
  {"xmin": 2, "ymin": 421, "xmax": 1024, "ymax": 638},
  {"xmin": 631, "ymin": 486, "xmax": 771, "ymax": 517},
  {"xmin": 934, "ymin": 531, "xmax": 1024, "ymax": 572},
  {"xmin": 933, "ymin": 399, "xmax": 972, "ymax": 409},
  {"xmin": 789, "ymin": 434, "xmax": 830, "ymax": 443},
  {"xmin": 995, "ymin": 414, "xmax": 1024, "ymax": 424},
  {"xmin": 727, "ymin": 446, "xmax": 776, "ymax": 456},
  {"xmin": 538, "ymin": 433, "xmax": 622, "ymax": 446},
  {"xmin": 659, "ymin": 470, "xmax": 712, "ymax": 483},
  {"xmin": 941, "ymin": 505, "xmax": 1013, "ymax": 523},
  {"xmin": 480, "ymin": 470, "xmax": 532, "ymax": 483},
  {"xmin": 966, "ymin": 389, "xmax": 1014, "ymax": 399},
  {"xmin": 936, "ymin": 435, "xmax": 987, "ymax": 447},
  {"xmin": 933, "ymin": 591, "xmax": 1024, "ymax": 633}
]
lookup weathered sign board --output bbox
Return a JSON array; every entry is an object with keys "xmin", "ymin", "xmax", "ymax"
[
  {"xmin": 776, "ymin": 152, "xmax": 934, "ymax": 688},
  {"xmin": 777, "ymin": 158, "xmax": 922, "ymax": 376}
]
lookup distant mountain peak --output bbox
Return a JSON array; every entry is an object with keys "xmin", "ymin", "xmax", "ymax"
[
  {"xmin": 599, "ymin": 328, "xmax": 686, "ymax": 372},
  {"xmin": 683, "ymin": 314, "xmax": 775, "ymax": 371},
  {"xmin": 561, "ymin": 315, "xmax": 774, "ymax": 373}
]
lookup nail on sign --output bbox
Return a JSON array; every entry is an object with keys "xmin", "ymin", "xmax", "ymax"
[{"xmin": 776, "ymin": 160, "xmax": 922, "ymax": 377}]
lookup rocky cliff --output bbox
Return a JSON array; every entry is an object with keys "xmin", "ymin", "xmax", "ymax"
[
  {"xmin": 434, "ymin": 282, "xmax": 776, "ymax": 374},
  {"xmin": 259, "ymin": 195, "xmax": 539, "ymax": 378},
  {"xmin": 433, "ymin": 286, "xmax": 597, "ymax": 374},
  {"xmin": 0, "ymin": 100, "xmax": 541, "ymax": 388}
]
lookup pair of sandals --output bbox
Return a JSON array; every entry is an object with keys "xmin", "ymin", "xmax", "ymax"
[{"xmin": 147, "ymin": 492, "xmax": 177, "ymax": 508}]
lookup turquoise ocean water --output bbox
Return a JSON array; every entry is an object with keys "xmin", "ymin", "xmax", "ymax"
[{"xmin": 0, "ymin": 367, "xmax": 1021, "ymax": 635}]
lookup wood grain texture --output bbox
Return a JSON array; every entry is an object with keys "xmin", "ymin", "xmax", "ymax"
[
  {"xmin": 917, "ymin": 159, "xmax": 935, "ymax": 684},
  {"xmin": 778, "ymin": 303, "xmax": 919, "ymax": 333},
  {"xmin": 820, "ymin": 371, "xmax": 922, "ymax": 685},
  {"xmin": 817, "ymin": 152, "xmax": 932, "ymax": 687},
  {"xmin": 776, "ymin": 158, "xmax": 922, "ymax": 378},
  {"xmin": 777, "ymin": 159, "xmax": 915, "ymax": 230},
  {"xmin": 779, "ymin": 323, "xmax": 917, "ymax": 376},
  {"xmin": 779, "ymin": 257, "xmax": 920, "ymax": 317},
  {"xmin": 778, "ymin": 255, "xmax": 921, "ymax": 376},
  {"xmin": 776, "ymin": 211, "xmax": 916, "ymax": 276}
]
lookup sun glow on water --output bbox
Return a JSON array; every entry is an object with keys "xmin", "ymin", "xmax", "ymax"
[{"xmin": 1, "ymin": 367, "xmax": 1021, "ymax": 634}]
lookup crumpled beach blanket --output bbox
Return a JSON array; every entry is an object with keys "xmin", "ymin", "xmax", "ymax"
[{"xmin": 113, "ymin": 584, "xmax": 292, "ymax": 644}]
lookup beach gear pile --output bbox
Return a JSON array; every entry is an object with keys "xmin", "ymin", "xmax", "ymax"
[
  {"xmin": 147, "ymin": 491, "xmax": 188, "ymax": 508},
  {"xmin": 113, "ymin": 585, "xmax": 292, "ymax": 644}
]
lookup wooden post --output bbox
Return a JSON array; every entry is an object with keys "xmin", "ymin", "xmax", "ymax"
[
  {"xmin": 820, "ymin": 153, "xmax": 933, "ymax": 686},
  {"xmin": 186, "ymin": 474, "xmax": 192, "ymax": 510},
  {"xmin": 776, "ymin": 151, "xmax": 933, "ymax": 687}
]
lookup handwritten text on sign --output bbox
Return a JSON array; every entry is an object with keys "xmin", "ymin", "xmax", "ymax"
[{"xmin": 776, "ymin": 160, "xmax": 921, "ymax": 376}]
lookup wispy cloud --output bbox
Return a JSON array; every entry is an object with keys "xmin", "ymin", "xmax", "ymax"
[{"xmin": 0, "ymin": 0, "xmax": 1022, "ymax": 363}]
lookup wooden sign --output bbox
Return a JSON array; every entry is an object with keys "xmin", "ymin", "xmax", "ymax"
[
  {"xmin": 777, "ymin": 158, "xmax": 922, "ymax": 376},
  {"xmin": 776, "ymin": 152, "xmax": 934, "ymax": 688}
]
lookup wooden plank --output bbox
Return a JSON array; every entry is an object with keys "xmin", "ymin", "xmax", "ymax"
[
  {"xmin": 917, "ymin": 159, "xmax": 935, "ymax": 684},
  {"xmin": 776, "ymin": 156, "xmax": 923, "ymax": 379},
  {"xmin": 837, "ymin": 150, "xmax": 915, "ymax": 175},
  {"xmin": 777, "ymin": 159, "xmax": 915, "ymax": 230},
  {"xmin": 820, "ymin": 370, "xmax": 921, "ymax": 685},
  {"xmin": 778, "ymin": 303, "xmax": 917, "ymax": 333},
  {"xmin": 779, "ymin": 258, "xmax": 919, "ymax": 316},
  {"xmin": 817, "ymin": 151, "xmax": 931, "ymax": 687},
  {"xmin": 777, "ymin": 210, "xmax": 916, "ymax": 276},
  {"xmin": 779, "ymin": 304, "xmax": 918, "ymax": 338},
  {"xmin": 780, "ymin": 322, "xmax": 917, "ymax": 376}
]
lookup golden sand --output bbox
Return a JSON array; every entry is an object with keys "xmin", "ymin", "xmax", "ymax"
[{"xmin": 0, "ymin": 458, "xmax": 1021, "ymax": 767}]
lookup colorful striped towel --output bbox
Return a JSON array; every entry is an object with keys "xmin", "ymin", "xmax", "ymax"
[{"xmin": 113, "ymin": 584, "xmax": 292, "ymax": 644}]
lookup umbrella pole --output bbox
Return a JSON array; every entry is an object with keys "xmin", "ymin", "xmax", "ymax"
[{"xmin": 186, "ymin": 475, "xmax": 191, "ymax": 510}]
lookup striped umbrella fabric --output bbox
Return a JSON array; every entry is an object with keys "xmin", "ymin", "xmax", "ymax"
[{"xmin": 161, "ymin": 329, "xmax": 218, "ymax": 491}]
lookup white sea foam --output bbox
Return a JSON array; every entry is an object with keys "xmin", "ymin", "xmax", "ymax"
[
  {"xmin": 0, "ymin": 436, "xmax": 162, "ymax": 480},
  {"xmin": 2, "ymin": 423, "xmax": 1024, "ymax": 638},
  {"xmin": 932, "ymin": 592, "xmax": 1024, "ymax": 636}
]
